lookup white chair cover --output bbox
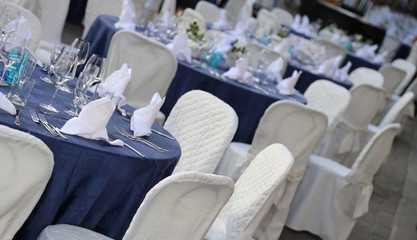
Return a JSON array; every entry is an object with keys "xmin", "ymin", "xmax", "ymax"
[
  {"xmin": 4, "ymin": 0, "xmax": 39, "ymax": 15},
  {"xmin": 0, "ymin": 1, "xmax": 41, "ymax": 52},
  {"xmin": 83, "ymin": 0, "xmax": 123, "ymax": 38},
  {"xmin": 379, "ymin": 64, "xmax": 407, "ymax": 97},
  {"xmin": 195, "ymin": 1, "xmax": 221, "ymax": 23},
  {"xmin": 246, "ymin": 42, "xmax": 287, "ymax": 76},
  {"xmin": 0, "ymin": 125, "xmax": 54, "ymax": 240},
  {"xmin": 105, "ymin": 29, "xmax": 177, "ymax": 109},
  {"xmin": 180, "ymin": 8, "xmax": 207, "ymax": 30},
  {"xmin": 206, "ymin": 144, "xmax": 294, "ymax": 240},
  {"xmin": 286, "ymin": 124, "xmax": 400, "ymax": 240},
  {"xmin": 38, "ymin": 172, "xmax": 234, "ymax": 240},
  {"xmin": 392, "ymin": 59, "xmax": 417, "ymax": 95},
  {"xmin": 160, "ymin": 0, "xmax": 176, "ymax": 16},
  {"xmin": 271, "ymin": 7, "xmax": 293, "ymax": 26},
  {"xmin": 224, "ymin": 0, "xmax": 247, "ymax": 28},
  {"xmin": 315, "ymin": 38, "xmax": 347, "ymax": 63},
  {"xmin": 378, "ymin": 35, "xmax": 401, "ymax": 62},
  {"xmin": 322, "ymin": 84, "xmax": 386, "ymax": 168},
  {"xmin": 405, "ymin": 77, "xmax": 417, "ymax": 99},
  {"xmin": 348, "ymin": 67, "xmax": 385, "ymax": 88},
  {"xmin": 257, "ymin": 8, "xmax": 281, "ymax": 35},
  {"xmin": 164, "ymin": 90, "xmax": 238, "ymax": 174},
  {"xmin": 406, "ymin": 41, "xmax": 417, "ymax": 66}
]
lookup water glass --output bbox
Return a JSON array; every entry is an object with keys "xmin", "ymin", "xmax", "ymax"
[{"xmin": 14, "ymin": 78, "xmax": 35, "ymax": 106}]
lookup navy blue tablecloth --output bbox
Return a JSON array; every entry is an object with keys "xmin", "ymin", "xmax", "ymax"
[
  {"xmin": 84, "ymin": 15, "xmax": 307, "ymax": 144},
  {"xmin": 0, "ymin": 68, "xmax": 180, "ymax": 240}
]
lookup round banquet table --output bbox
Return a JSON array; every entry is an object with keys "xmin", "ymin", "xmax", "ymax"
[{"xmin": 0, "ymin": 67, "xmax": 181, "ymax": 240}]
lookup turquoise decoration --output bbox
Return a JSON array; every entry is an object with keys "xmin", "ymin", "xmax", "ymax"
[
  {"xmin": 208, "ymin": 51, "xmax": 223, "ymax": 68},
  {"xmin": 5, "ymin": 50, "xmax": 28, "ymax": 85},
  {"xmin": 345, "ymin": 41, "xmax": 352, "ymax": 51}
]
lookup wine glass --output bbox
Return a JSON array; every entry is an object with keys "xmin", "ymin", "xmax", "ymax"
[
  {"xmin": 0, "ymin": 6, "xmax": 20, "ymax": 37},
  {"xmin": 39, "ymin": 49, "xmax": 78, "ymax": 112},
  {"xmin": 0, "ymin": 33, "xmax": 26, "ymax": 86},
  {"xmin": 40, "ymin": 42, "xmax": 65, "ymax": 84}
]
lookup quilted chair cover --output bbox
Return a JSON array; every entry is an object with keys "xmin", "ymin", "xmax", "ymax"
[
  {"xmin": 245, "ymin": 43, "xmax": 287, "ymax": 77},
  {"xmin": 0, "ymin": 1, "xmax": 41, "ymax": 52},
  {"xmin": 257, "ymin": 9, "xmax": 281, "ymax": 35},
  {"xmin": 195, "ymin": 1, "xmax": 221, "ymax": 23},
  {"xmin": 348, "ymin": 67, "xmax": 384, "ymax": 88},
  {"xmin": 0, "ymin": 125, "xmax": 54, "ymax": 240},
  {"xmin": 180, "ymin": 8, "xmax": 207, "ymax": 31},
  {"xmin": 315, "ymin": 38, "xmax": 347, "ymax": 63},
  {"xmin": 38, "ymin": 172, "xmax": 234, "ymax": 240},
  {"xmin": 286, "ymin": 124, "xmax": 400, "ymax": 240},
  {"xmin": 206, "ymin": 144, "xmax": 294, "ymax": 240},
  {"xmin": 323, "ymin": 84, "xmax": 386, "ymax": 167},
  {"xmin": 165, "ymin": 90, "xmax": 238, "ymax": 174},
  {"xmin": 82, "ymin": 0, "xmax": 123, "ymax": 38},
  {"xmin": 105, "ymin": 30, "xmax": 177, "ymax": 109},
  {"xmin": 392, "ymin": 59, "xmax": 417, "ymax": 95},
  {"xmin": 379, "ymin": 64, "xmax": 407, "ymax": 97},
  {"xmin": 271, "ymin": 8, "xmax": 293, "ymax": 26}
]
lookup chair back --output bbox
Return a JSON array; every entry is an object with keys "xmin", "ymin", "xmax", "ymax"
[
  {"xmin": 379, "ymin": 64, "xmax": 407, "ymax": 96},
  {"xmin": 0, "ymin": 125, "xmax": 54, "ymax": 240},
  {"xmin": 347, "ymin": 124, "xmax": 400, "ymax": 185},
  {"xmin": 180, "ymin": 8, "xmax": 207, "ymax": 31},
  {"xmin": 315, "ymin": 38, "xmax": 347, "ymax": 62},
  {"xmin": 105, "ymin": 29, "xmax": 177, "ymax": 109},
  {"xmin": 405, "ymin": 78, "xmax": 417, "ymax": 99},
  {"xmin": 246, "ymin": 42, "xmax": 287, "ymax": 76},
  {"xmin": 160, "ymin": 0, "xmax": 176, "ymax": 16},
  {"xmin": 257, "ymin": 8, "xmax": 280, "ymax": 35},
  {"xmin": 304, "ymin": 80, "xmax": 351, "ymax": 128},
  {"xmin": 392, "ymin": 58, "xmax": 417, "ymax": 95},
  {"xmin": 83, "ymin": 0, "xmax": 124, "ymax": 37},
  {"xmin": 343, "ymin": 84, "xmax": 386, "ymax": 129},
  {"xmin": 224, "ymin": 0, "xmax": 245, "ymax": 27},
  {"xmin": 165, "ymin": 90, "xmax": 238, "ymax": 174},
  {"xmin": 37, "ymin": 0, "xmax": 69, "ymax": 43},
  {"xmin": 378, "ymin": 92, "xmax": 414, "ymax": 128},
  {"xmin": 122, "ymin": 172, "xmax": 234, "ymax": 240},
  {"xmin": 406, "ymin": 41, "xmax": 417, "ymax": 66},
  {"xmin": 0, "ymin": 1, "xmax": 41, "ymax": 51},
  {"xmin": 195, "ymin": 1, "xmax": 221, "ymax": 23},
  {"xmin": 348, "ymin": 67, "xmax": 384, "ymax": 88},
  {"xmin": 247, "ymin": 100, "xmax": 327, "ymax": 181},
  {"xmin": 216, "ymin": 144, "xmax": 293, "ymax": 239},
  {"xmin": 271, "ymin": 7, "xmax": 293, "ymax": 26}
]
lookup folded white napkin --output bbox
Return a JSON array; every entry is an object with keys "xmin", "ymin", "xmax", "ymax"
[
  {"xmin": 291, "ymin": 14, "xmax": 310, "ymax": 35},
  {"xmin": 115, "ymin": 0, "xmax": 136, "ymax": 31},
  {"xmin": 0, "ymin": 92, "xmax": 16, "ymax": 115},
  {"xmin": 60, "ymin": 96, "xmax": 124, "ymax": 146},
  {"xmin": 222, "ymin": 58, "xmax": 253, "ymax": 84},
  {"xmin": 5, "ymin": 16, "xmax": 32, "ymax": 43},
  {"xmin": 213, "ymin": 38, "xmax": 233, "ymax": 54},
  {"xmin": 233, "ymin": 21, "xmax": 248, "ymax": 43},
  {"xmin": 291, "ymin": 14, "xmax": 301, "ymax": 29},
  {"xmin": 334, "ymin": 61, "xmax": 352, "ymax": 81},
  {"xmin": 167, "ymin": 32, "xmax": 192, "ymax": 63},
  {"xmin": 266, "ymin": 57, "xmax": 284, "ymax": 83},
  {"xmin": 374, "ymin": 50, "xmax": 387, "ymax": 64},
  {"xmin": 355, "ymin": 44, "xmax": 378, "ymax": 59},
  {"xmin": 213, "ymin": 9, "xmax": 229, "ymax": 29},
  {"xmin": 316, "ymin": 55, "xmax": 344, "ymax": 76},
  {"xmin": 130, "ymin": 92, "xmax": 165, "ymax": 137},
  {"xmin": 277, "ymin": 70, "xmax": 302, "ymax": 95},
  {"xmin": 273, "ymin": 36, "xmax": 300, "ymax": 59},
  {"xmin": 100, "ymin": 63, "xmax": 132, "ymax": 112}
]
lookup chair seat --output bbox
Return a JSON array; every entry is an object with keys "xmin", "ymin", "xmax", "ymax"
[
  {"xmin": 38, "ymin": 224, "xmax": 112, "ymax": 240},
  {"xmin": 214, "ymin": 142, "xmax": 250, "ymax": 182}
]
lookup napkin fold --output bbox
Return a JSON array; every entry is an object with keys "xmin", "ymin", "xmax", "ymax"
[
  {"xmin": 233, "ymin": 21, "xmax": 248, "ymax": 43},
  {"xmin": 5, "ymin": 16, "xmax": 32, "ymax": 43},
  {"xmin": 115, "ymin": 0, "xmax": 136, "ymax": 31},
  {"xmin": 213, "ymin": 38, "xmax": 233, "ymax": 55},
  {"xmin": 60, "ymin": 96, "xmax": 124, "ymax": 146},
  {"xmin": 100, "ymin": 63, "xmax": 132, "ymax": 112},
  {"xmin": 374, "ymin": 50, "xmax": 387, "ymax": 64},
  {"xmin": 355, "ymin": 44, "xmax": 378, "ymax": 59},
  {"xmin": 291, "ymin": 14, "xmax": 310, "ymax": 35},
  {"xmin": 130, "ymin": 92, "xmax": 165, "ymax": 137},
  {"xmin": 316, "ymin": 55, "xmax": 344, "ymax": 76},
  {"xmin": 334, "ymin": 61, "xmax": 352, "ymax": 81},
  {"xmin": 212, "ymin": 9, "xmax": 229, "ymax": 29},
  {"xmin": 167, "ymin": 32, "xmax": 192, "ymax": 63},
  {"xmin": 222, "ymin": 58, "xmax": 253, "ymax": 84},
  {"xmin": 265, "ymin": 57, "xmax": 284, "ymax": 83},
  {"xmin": 276, "ymin": 70, "xmax": 302, "ymax": 95},
  {"xmin": 0, "ymin": 92, "xmax": 16, "ymax": 115}
]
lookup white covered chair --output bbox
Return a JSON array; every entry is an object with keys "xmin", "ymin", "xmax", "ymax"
[
  {"xmin": 195, "ymin": 1, "xmax": 221, "ymax": 23},
  {"xmin": 315, "ymin": 38, "xmax": 347, "ymax": 62},
  {"xmin": 224, "ymin": 0, "xmax": 247, "ymax": 28},
  {"xmin": 348, "ymin": 67, "xmax": 384, "ymax": 88},
  {"xmin": 286, "ymin": 124, "xmax": 400, "ymax": 240},
  {"xmin": 0, "ymin": 125, "xmax": 54, "ymax": 240},
  {"xmin": 38, "ymin": 172, "xmax": 235, "ymax": 240},
  {"xmin": 271, "ymin": 7, "xmax": 293, "ymax": 26},
  {"xmin": 105, "ymin": 29, "xmax": 177, "ymax": 110},
  {"xmin": 379, "ymin": 64, "xmax": 407, "ymax": 97},
  {"xmin": 257, "ymin": 8, "xmax": 281, "ymax": 35},
  {"xmin": 160, "ymin": 0, "xmax": 176, "ymax": 16},
  {"xmin": 0, "ymin": 1, "xmax": 42, "ymax": 52},
  {"xmin": 322, "ymin": 84, "xmax": 386, "ymax": 167},
  {"xmin": 214, "ymin": 101, "xmax": 327, "ymax": 240},
  {"xmin": 82, "ymin": 0, "xmax": 124, "ymax": 38},
  {"xmin": 165, "ymin": 90, "xmax": 238, "ymax": 174},
  {"xmin": 245, "ymin": 42, "xmax": 287, "ymax": 76},
  {"xmin": 180, "ymin": 8, "xmax": 207, "ymax": 31},
  {"xmin": 206, "ymin": 144, "xmax": 294, "ymax": 240},
  {"xmin": 406, "ymin": 41, "xmax": 417, "ymax": 66},
  {"xmin": 392, "ymin": 58, "xmax": 417, "ymax": 95}
]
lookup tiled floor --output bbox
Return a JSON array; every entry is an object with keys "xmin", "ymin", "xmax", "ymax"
[{"xmin": 62, "ymin": 21, "xmax": 417, "ymax": 240}]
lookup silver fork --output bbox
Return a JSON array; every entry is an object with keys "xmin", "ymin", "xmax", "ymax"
[
  {"xmin": 36, "ymin": 106, "xmax": 71, "ymax": 120},
  {"xmin": 113, "ymin": 126, "xmax": 169, "ymax": 152},
  {"xmin": 30, "ymin": 109, "xmax": 58, "ymax": 137},
  {"xmin": 38, "ymin": 113, "xmax": 68, "ymax": 140}
]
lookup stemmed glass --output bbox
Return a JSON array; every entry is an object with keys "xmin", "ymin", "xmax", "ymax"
[
  {"xmin": 0, "ymin": 6, "xmax": 20, "ymax": 37},
  {"xmin": 0, "ymin": 33, "xmax": 26, "ymax": 86},
  {"xmin": 40, "ymin": 42, "xmax": 65, "ymax": 84},
  {"xmin": 39, "ymin": 48, "xmax": 78, "ymax": 113}
]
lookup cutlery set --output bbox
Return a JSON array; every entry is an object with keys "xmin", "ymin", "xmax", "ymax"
[{"xmin": 29, "ymin": 108, "xmax": 67, "ymax": 140}]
